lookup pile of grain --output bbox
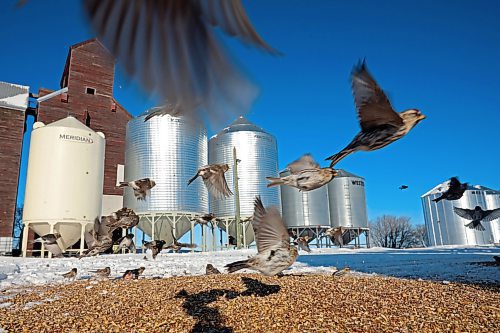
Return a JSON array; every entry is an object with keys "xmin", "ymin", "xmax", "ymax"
[{"xmin": 1, "ymin": 274, "xmax": 498, "ymax": 332}]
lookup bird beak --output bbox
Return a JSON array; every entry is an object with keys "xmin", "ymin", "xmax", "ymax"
[{"xmin": 418, "ymin": 113, "xmax": 426, "ymax": 120}]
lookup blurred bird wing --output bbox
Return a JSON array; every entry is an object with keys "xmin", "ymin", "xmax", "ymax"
[
  {"xmin": 135, "ymin": 178, "xmax": 151, "ymax": 188},
  {"xmin": 178, "ymin": 242, "xmax": 197, "ymax": 249},
  {"xmin": 287, "ymin": 154, "xmax": 320, "ymax": 174},
  {"xmin": 453, "ymin": 207, "xmax": 475, "ymax": 220},
  {"xmin": 298, "ymin": 241, "xmax": 311, "ymax": 252},
  {"xmin": 115, "ymin": 235, "xmax": 126, "ymax": 245},
  {"xmin": 82, "ymin": 0, "xmax": 262, "ymax": 128},
  {"xmin": 448, "ymin": 177, "xmax": 461, "ymax": 190},
  {"xmin": 45, "ymin": 243, "xmax": 63, "ymax": 257},
  {"xmin": 204, "ymin": 171, "xmax": 233, "ymax": 199},
  {"xmin": 84, "ymin": 230, "xmax": 97, "ymax": 248},
  {"xmin": 482, "ymin": 208, "xmax": 500, "ymax": 222},
  {"xmin": 252, "ymin": 197, "xmax": 289, "ymax": 253},
  {"xmin": 351, "ymin": 61, "xmax": 403, "ymax": 131}
]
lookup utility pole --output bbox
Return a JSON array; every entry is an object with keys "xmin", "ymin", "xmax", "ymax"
[{"xmin": 233, "ymin": 147, "xmax": 242, "ymax": 249}]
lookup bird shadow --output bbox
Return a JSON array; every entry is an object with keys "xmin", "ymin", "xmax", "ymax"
[{"xmin": 175, "ymin": 277, "xmax": 281, "ymax": 333}]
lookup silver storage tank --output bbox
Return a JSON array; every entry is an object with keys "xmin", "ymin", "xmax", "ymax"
[
  {"xmin": 280, "ymin": 170, "xmax": 330, "ymax": 228},
  {"xmin": 327, "ymin": 170, "xmax": 368, "ymax": 228},
  {"xmin": 208, "ymin": 116, "xmax": 281, "ymax": 245},
  {"xmin": 484, "ymin": 188, "xmax": 500, "ymax": 244},
  {"xmin": 421, "ymin": 182, "xmax": 494, "ymax": 246},
  {"xmin": 124, "ymin": 109, "xmax": 208, "ymax": 242}
]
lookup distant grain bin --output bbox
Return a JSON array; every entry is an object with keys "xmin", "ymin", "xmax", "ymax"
[
  {"xmin": 421, "ymin": 181, "xmax": 497, "ymax": 246},
  {"xmin": 124, "ymin": 109, "xmax": 208, "ymax": 242},
  {"xmin": 208, "ymin": 116, "xmax": 281, "ymax": 245},
  {"xmin": 484, "ymin": 188, "xmax": 500, "ymax": 244},
  {"xmin": 23, "ymin": 116, "xmax": 105, "ymax": 251},
  {"xmin": 280, "ymin": 170, "xmax": 330, "ymax": 229},
  {"xmin": 327, "ymin": 170, "xmax": 368, "ymax": 228}
]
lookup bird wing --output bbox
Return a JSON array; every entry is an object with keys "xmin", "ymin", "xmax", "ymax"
[
  {"xmin": 45, "ymin": 243, "xmax": 63, "ymax": 257},
  {"xmin": 482, "ymin": 208, "xmax": 500, "ymax": 222},
  {"xmin": 252, "ymin": 197, "xmax": 289, "ymax": 253},
  {"xmin": 447, "ymin": 177, "xmax": 461, "ymax": 191},
  {"xmin": 204, "ymin": 169, "xmax": 233, "ymax": 199},
  {"xmin": 82, "ymin": 0, "xmax": 270, "ymax": 127},
  {"xmin": 297, "ymin": 241, "xmax": 311, "ymax": 253},
  {"xmin": 135, "ymin": 178, "xmax": 151, "ymax": 189},
  {"xmin": 287, "ymin": 154, "xmax": 320, "ymax": 174},
  {"xmin": 453, "ymin": 207, "xmax": 475, "ymax": 221},
  {"xmin": 115, "ymin": 235, "xmax": 126, "ymax": 245},
  {"xmin": 351, "ymin": 61, "xmax": 403, "ymax": 132}
]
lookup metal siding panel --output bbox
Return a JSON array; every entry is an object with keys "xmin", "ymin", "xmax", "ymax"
[{"xmin": 327, "ymin": 175, "xmax": 368, "ymax": 228}]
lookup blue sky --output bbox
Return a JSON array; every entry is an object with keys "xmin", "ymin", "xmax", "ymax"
[{"xmin": 2, "ymin": 0, "xmax": 499, "ymax": 226}]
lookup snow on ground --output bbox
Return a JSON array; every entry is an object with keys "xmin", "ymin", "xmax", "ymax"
[{"xmin": 0, "ymin": 246, "xmax": 498, "ymax": 292}]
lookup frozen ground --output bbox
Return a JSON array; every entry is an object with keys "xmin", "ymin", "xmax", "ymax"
[{"xmin": 0, "ymin": 246, "xmax": 498, "ymax": 291}]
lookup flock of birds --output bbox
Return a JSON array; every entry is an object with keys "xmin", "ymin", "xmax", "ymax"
[{"xmin": 23, "ymin": 0, "xmax": 500, "ymax": 279}]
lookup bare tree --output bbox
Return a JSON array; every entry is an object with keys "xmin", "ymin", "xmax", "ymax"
[
  {"xmin": 370, "ymin": 215, "xmax": 424, "ymax": 249},
  {"xmin": 12, "ymin": 206, "xmax": 24, "ymax": 250}
]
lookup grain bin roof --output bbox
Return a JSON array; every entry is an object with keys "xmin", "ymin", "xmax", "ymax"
[{"xmin": 0, "ymin": 81, "xmax": 29, "ymax": 111}]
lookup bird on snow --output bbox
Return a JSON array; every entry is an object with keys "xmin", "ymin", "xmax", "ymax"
[
  {"xmin": 118, "ymin": 178, "xmax": 156, "ymax": 201},
  {"xmin": 33, "ymin": 232, "xmax": 63, "ymax": 258},
  {"xmin": 205, "ymin": 264, "xmax": 222, "ymax": 275},
  {"xmin": 432, "ymin": 177, "xmax": 468, "ymax": 202},
  {"xmin": 332, "ymin": 267, "xmax": 350, "ymax": 278},
  {"xmin": 325, "ymin": 60, "xmax": 425, "ymax": 167},
  {"xmin": 267, "ymin": 154, "xmax": 338, "ymax": 191},
  {"xmin": 122, "ymin": 267, "xmax": 145, "ymax": 280},
  {"xmin": 453, "ymin": 206, "xmax": 500, "ymax": 231},
  {"xmin": 62, "ymin": 268, "xmax": 78, "ymax": 280},
  {"xmin": 228, "ymin": 235, "xmax": 237, "ymax": 248},
  {"xmin": 114, "ymin": 234, "xmax": 136, "ymax": 254},
  {"xmin": 399, "ymin": 185, "xmax": 408, "ymax": 190},
  {"xmin": 89, "ymin": 267, "xmax": 111, "ymax": 279},
  {"xmin": 143, "ymin": 240, "xmax": 167, "ymax": 260},
  {"xmin": 166, "ymin": 231, "xmax": 197, "ymax": 253},
  {"xmin": 188, "ymin": 164, "xmax": 233, "ymax": 199},
  {"xmin": 225, "ymin": 196, "xmax": 299, "ymax": 276},
  {"xmin": 107, "ymin": 208, "xmax": 140, "ymax": 230}
]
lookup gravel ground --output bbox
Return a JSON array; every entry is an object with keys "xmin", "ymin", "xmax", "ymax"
[{"xmin": 0, "ymin": 274, "xmax": 498, "ymax": 333}]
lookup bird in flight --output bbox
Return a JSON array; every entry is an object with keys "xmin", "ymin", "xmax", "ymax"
[
  {"xmin": 453, "ymin": 206, "xmax": 500, "ymax": 231},
  {"xmin": 188, "ymin": 164, "xmax": 233, "ymax": 199},
  {"xmin": 326, "ymin": 60, "xmax": 425, "ymax": 167},
  {"xmin": 432, "ymin": 177, "xmax": 468, "ymax": 202},
  {"xmin": 118, "ymin": 178, "xmax": 156, "ymax": 201}
]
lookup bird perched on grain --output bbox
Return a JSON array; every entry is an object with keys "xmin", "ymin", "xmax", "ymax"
[
  {"xmin": 453, "ymin": 206, "xmax": 500, "ymax": 231},
  {"xmin": 188, "ymin": 164, "xmax": 233, "ymax": 199},
  {"xmin": 62, "ymin": 268, "xmax": 78, "ymax": 280},
  {"xmin": 114, "ymin": 234, "xmax": 136, "ymax": 254},
  {"xmin": 225, "ymin": 196, "xmax": 298, "ymax": 276},
  {"xmin": 325, "ymin": 60, "xmax": 425, "ymax": 167},
  {"xmin": 89, "ymin": 267, "xmax": 111, "ymax": 279},
  {"xmin": 191, "ymin": 213, "xmax": 221, "ymax": 228},
  {"xmin": 122, "ymin": 267, "xmax": 145, "ymax": 280},
  {"xmin": 399, "ymin": 185, "xmax": 408, "ymax": 190},
  {"xmin": 294, "ymin": 236, "xmax": 312, "ymax": 253},
  {"xmin": 118, "ymin": 178, "xmax": 156, "ymax": 201},
  {"xmin": 332, "ymin": 267, "xmax": 350, "ymax": 278},
  {"xmin": 33, "ymin": 233, "xmax": 63, "ymax": 258},
  {"xmin": 143, "ymin": 240, "xmax": 167, "ymax": 259},
  {"xmin": 166, "ymin": 231, "xmax": 197, "ymax": 253},
  {"xmin": 205, "ymin": 264, "xmax": 222, "ymax": 275},
  {"xmin": 107, "ymin": 208, "xmax": 140, "ymax": 230},
  {"xmin": 81, "ymin": 0, "xmax": 279, "ymax": 129},
  {"xmin": 267, "ymin": 154, "xmax": 338, "ymax": 191},
  {"xmin": 432, "ymin": 177, "xmax": 468, "ymax": 202}
]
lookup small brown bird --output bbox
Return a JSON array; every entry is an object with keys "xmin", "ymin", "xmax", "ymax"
[
  {"xmin": 205, "ymin": 264, "xmax": 221, "ymax": 275},
  {"xmin": 188, "ymin": 164, "xmax": 232, "ymax": 199},
  {"xmin": 143, "ymin": 240, "xmax": 167, "ymax": 259},
  {"xmin": 80, "ymin": 0, "xmax": 278, "ymax": 128},
  {"xmin": 432, "ymin": 177, "xmax": 468, "ymax": 202},
  {"xmin": 324, "ymin": 227, "xmax": 344, "ymax": 247},
  {"xmin": 114, "ymin": 234, "xmax": 136, "ymax": 254},
  {"xmin": 453, "ymin": 206, "xmax": 500, "ymax": 231},
  {"xmin": 294, "ymin": 236, "xmax": 312, "ymax": 253},
  {"xmin": 80, "ymin": 217, "xmax": 115, "ymax": 258},
  {"xmin": 89, "ymin": 267, "xmax": 111, "ymax": 278},
  {"xmin": 122, "ymin": 267, "xmax": 145, "ymax": 280},
  {"xmin": 267, "ymin": 154, "xmax": 338, "ymax": 191},
  {"xmin": 191, "ymin": 213, "xmax": 221, "ymax": 228},
  {"xmin": 326, "ymin": 61, "xmax": 425, "ymax": 167},
  {"xmin": 225, "ymin": 197, "xmax": 299, "ymax": 276},
  {"xmin": 62, "ymin": 268, "xmax": 78, "ymax": 280},
  {"xmin": 107, "ymin": 208, "xmax": 140, "ymax": 230},
  {"xmin": 228, "ymin": 235, "xmax": 237, "ymax": 248},
  {"xmin": 332, "ymin": 267, "xmax": 350, "ymax": 278},
  {"xmin": 239, "ymin": 216, "xmax": 253, "ymax": 224},
  {"xmin": 166, "ymin": 232, "xmax": 197, "ymax": 253},
  {"xmin": 33, "ymin": 233, "xmax": 63, "ymax": 258},
  {"xmin": 118, "ymin": 178, "xmax": 156, "ymax": 201}
]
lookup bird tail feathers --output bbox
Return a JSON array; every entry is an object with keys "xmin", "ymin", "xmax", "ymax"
[
  {"xmin": 465, "ymin": 221, "xmax": 485, "ymax": 231},
  {"xmin": 225, "ymin": 259, "xmax": 250, "ymax": 273},
  {"xmin": 431, "ymin": 196, "xmax": 443, "ymax": 203},
  {"xmin": 325, "ymin": 149, "xmax": 352, "ymax": 168},
  {"xmin": 118, "ymin": 182, "xmax": 129, "ymax": 188},
  {"xmin": 266, "ymin": 177, "xmax": 284, "ymax": 188}
]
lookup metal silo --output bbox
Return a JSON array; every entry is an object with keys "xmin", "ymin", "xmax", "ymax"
[
  {"xmin": 124, "ymin": 109, "xmax": 208, "ymax": 243},
  {"xmin": 22, "ymin": 116, "xmax": 105, "ymax": 256},
  {"xmin": 421, "ymin": 181, "xmax": 495, "ymax": 246},
  {"xmin": 483, "ymin": 188, "xmax": 500, "ymax": 244},
  {"xmin": 327, "ymin": 170, "xmax": 368, "ymax": 228},
  {"xmin": 208, "ymin": 116, "xmax": 281, "ymax": 245}
]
